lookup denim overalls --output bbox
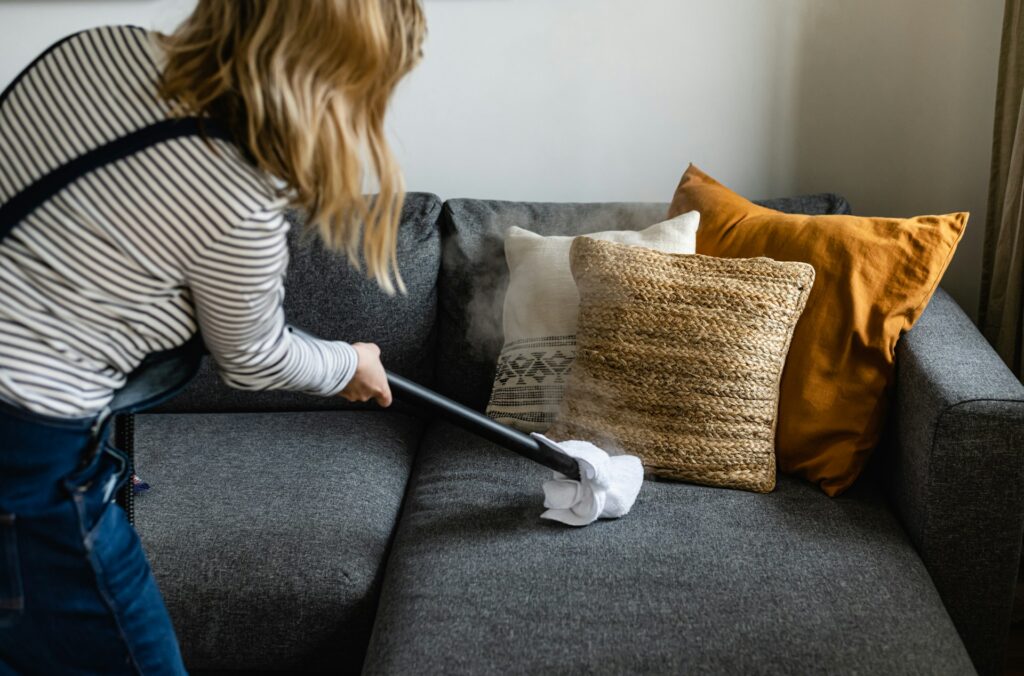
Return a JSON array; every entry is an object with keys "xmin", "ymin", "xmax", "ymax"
[{"xmin": 0, "ymin": 118, "xmax": 226, "ymax": 675}]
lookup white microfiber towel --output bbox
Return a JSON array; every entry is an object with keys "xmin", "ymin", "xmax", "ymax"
[{"xmin": 532, "ymin": 433, "xmax": 644, "ymax": 526}]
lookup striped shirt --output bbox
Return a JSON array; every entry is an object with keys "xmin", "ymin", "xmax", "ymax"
[{"xmin": 0, "ymin": 25, "xmax": 358, "ymax": 419}]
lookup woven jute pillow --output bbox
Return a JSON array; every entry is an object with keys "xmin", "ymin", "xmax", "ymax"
[{"xmin": 547, "ymin": 237, "xmax": 815, "ymax": 493}]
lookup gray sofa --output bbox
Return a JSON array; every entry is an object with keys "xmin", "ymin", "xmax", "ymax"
[{"xmin": 123, "ymin": 193, "xmax": 1024, "ymax": 675}]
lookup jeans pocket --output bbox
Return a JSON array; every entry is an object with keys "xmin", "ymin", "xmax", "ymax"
[{"xmin": 0, "ymin": 513, "xmax": 24, "ymax": 627}]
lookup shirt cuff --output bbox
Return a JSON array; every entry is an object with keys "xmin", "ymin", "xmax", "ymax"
[{"xmin": 325, "ymin": 341, "xmax": 359, "ymax": 396}]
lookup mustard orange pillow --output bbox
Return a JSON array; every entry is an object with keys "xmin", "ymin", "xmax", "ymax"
[{"xmin": 668, "ymin": 164, "xmax": 966, "ymax": 496}]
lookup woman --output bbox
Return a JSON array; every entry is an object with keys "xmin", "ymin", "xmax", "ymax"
[{"xmin": 0, "ymin": 0, "xmax": 425, "ymax": 672}]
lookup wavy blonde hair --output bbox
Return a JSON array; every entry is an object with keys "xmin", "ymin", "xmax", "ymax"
[{"xmin": 159, "ymin": 0, "xmax": 425, "ymax": 294}]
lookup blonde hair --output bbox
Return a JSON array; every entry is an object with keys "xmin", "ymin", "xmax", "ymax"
[{"xmin": 159, "ymin": 0, "xmax": 425, "ymax": 294}]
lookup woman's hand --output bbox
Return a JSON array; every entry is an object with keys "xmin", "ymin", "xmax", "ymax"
[{"xmin": 339, "ymin": 342, "xmax": 392, "ymax": 407}]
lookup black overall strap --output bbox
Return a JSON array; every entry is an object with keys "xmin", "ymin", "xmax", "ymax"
[
  {"xmin": 0, "ymin": 117, "xmax": 230, "ymax": 237},
  {"xmin": 0, "ymin": 116, "xmax": 231, "ymax": 414}
]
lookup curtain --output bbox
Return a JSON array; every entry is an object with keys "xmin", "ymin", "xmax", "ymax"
[{"xmin": 980, "ymin": 0, "xmax": 1024, "ymax": 379}]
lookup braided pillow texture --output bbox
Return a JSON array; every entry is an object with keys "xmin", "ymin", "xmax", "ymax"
[{"xmin": 548, "ymin": 237, "xmax": 814, "ymax": 493}]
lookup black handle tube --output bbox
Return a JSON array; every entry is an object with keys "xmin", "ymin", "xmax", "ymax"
[{"xmin": 386, "ymin": 371, "xmax": 580, "ymax": 480}]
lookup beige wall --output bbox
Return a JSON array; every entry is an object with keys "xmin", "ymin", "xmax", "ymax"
[{"xmin": 0, "ymin": 0, "xmax": 1004, "ymax": 317}]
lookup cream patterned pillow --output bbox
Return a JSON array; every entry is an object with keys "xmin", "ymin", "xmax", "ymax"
[{"xmin": 486, "ymin": 211, "xmax": 699, "ymax": 431}]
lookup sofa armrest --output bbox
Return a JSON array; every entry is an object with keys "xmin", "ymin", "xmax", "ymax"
[{"xmin": 888, "ymin": 287, "xmax": 1024, "ymax": 675}]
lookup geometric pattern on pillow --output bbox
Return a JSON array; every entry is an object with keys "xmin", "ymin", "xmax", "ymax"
[{"xmin": 488, "ymin": 335, "xmax": 575, "ymax": 430}]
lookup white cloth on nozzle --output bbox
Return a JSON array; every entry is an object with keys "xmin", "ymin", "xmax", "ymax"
[{"xmin": 532, "ymin": 433, "xmax": 644, "ymax": 527}]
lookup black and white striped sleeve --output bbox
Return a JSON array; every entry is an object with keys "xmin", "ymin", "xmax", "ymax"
[{"xmin": 185, "ymin": 208, "xmax": 359, "ymax": 396}]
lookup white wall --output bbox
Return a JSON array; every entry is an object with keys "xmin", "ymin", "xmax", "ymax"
[{"xmin": 0, "ymin": 0, "xmax": 1004, "ymax": 317}]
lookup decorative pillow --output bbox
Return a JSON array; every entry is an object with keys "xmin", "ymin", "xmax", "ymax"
[
  {"xmin": 668, "ymin": 164, "xmax": 967, "ymax": 495},
  {"xmin": 548, "ymin": 237, "xmax": 815, "ymax": 493},
  {"xmin": 486, "ymin": 211, "xmax": 699, "ymax": 432}
]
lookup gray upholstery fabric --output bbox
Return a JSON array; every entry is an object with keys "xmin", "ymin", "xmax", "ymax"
[
  {"xmin": 887, "ymin": 287, "xmax": 1024, "ymax": 675},
  {"xmin": 435, "ymin": 194, "xmax": 852, "ymax": 409},
  {"xmin": 153, "ymin": 192, "xmax": 442, "ymax": 413},
  {"xmin": 132, "ymin": 411, "xmax": 422, "ymax": 671},
  {"xmin": 364, "ymin": 422, "xmax": 973, "ymax": 676}
]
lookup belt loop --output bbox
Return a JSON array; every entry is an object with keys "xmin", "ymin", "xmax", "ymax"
[
  {"xmin": 89, "ymin": 406, "xmax": 112, "ymax": 440},
  {"xmin": 79, "ymin": 406, "xmax": 113, "ymax": 468}
]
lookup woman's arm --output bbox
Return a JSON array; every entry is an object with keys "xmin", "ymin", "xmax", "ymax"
[{"xmin": 186, "ymin": 209, "xmax": 360, "ymax": 397}]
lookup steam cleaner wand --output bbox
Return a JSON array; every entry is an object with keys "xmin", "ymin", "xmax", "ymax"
[{"xmin": 386, "ymin": 371, "xmax": 581, "ymax": 481}]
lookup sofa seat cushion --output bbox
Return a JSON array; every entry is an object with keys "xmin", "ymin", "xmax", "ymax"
[
  {"xmin": 132, "ymin": 411, "xmax": 423, "ymax": 672},
  {"xmin": 363, "ymin": 422, "xmax": 974, "ymax": 675}
]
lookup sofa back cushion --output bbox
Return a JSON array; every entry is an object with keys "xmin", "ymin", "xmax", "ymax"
[
  {"xmin": 436, "ymin": 194, "xmax": 850, "ymax": 410},
  {"xmin": 153, "ymin": 192, "xmax": 442, "ymax": 413}
]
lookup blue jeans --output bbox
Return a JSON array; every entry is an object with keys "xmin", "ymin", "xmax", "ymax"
[{"xmin": 0, "ymin": 399, "xmax": 186, "ymax": 675}]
